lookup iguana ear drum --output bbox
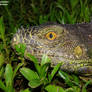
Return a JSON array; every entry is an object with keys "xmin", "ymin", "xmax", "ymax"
[{"xmin": 46, "ymin": 32, "xmax": 57, "ymax": 40}]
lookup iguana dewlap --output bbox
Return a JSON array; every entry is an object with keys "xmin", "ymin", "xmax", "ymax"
[{"xmin": 12, "ymin": 22, "xmax": 92, "ymax": 75}]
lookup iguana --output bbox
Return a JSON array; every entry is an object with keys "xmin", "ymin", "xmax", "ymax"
[{"xmin": 11, "ymin": 22, "xmax": 92, "ymax": 75}]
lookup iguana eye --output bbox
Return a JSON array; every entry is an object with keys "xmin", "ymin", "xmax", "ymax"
[{"xmin": 46, "ymin": 32, "xmax": 57, "ymax": 40}]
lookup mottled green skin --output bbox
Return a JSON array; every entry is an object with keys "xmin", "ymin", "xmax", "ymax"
[{"xmin": 12, "ymin": 22, "xmax": 92, "ymax": 75}]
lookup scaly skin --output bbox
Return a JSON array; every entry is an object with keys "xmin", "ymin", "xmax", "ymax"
[{"xmin": 12, "ymin": 22, "xmax": 92, "ymax": 75}]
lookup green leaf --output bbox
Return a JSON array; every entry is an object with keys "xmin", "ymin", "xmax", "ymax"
[
  {"xmin": 15, "ymin": 43, "xmax": 26, "ymax": 57},
  {"xmin": 26, "ymin": 53, "xmax": 39, "ymax": 64},
  {"xmin": 0, "ymin": 53, "xmax": 5, "ymax": 68},
  {"xmin": 82, "ymin": 80, "xmax": 92, "ymax": 92},
  {"xmin": 26, "ymin": 53, "xmax": 41, "ymax": 74},
  {"xmin": 0, "ymin": 43, "xmax": 4, "ymax": 51},
  {"xmin": 0, "ymin": 17, "xmax": 5, "ymax": 40},
  {"xmin": 40, "ymin": 55, "xmax": 51, "ymax": 78},
  {"xmin": 39, "ymin": 15, "xmax": 49, "ymax": 24},
  {"xmin": 5, "ymin": 64, "xmax": 13, "ymax": 87},
  {"xmin": 65, "ymin": 86, "xmax": 80, "ymax": 92},
  {"xmin": 13, "ymin": 63, "xmax": 23, "ymax": 79},
  {"xmin": 20, "ymin": 67, "xmax": 39, "ymax": 81},
  {"xmin": 40, "ymin": 63, "xmax": 50, "ymax": 78},
  {"xmin": 70, "ymin": 0, "xmax": 79, "ymax": 9},
  {"xmin": 20, "ymin": 88, "xmax": 31, "ymax": 92},
  {"xmin": 0, "ymin": 66, "xmax": 4, "ymax": 77},
  {"xmin": 28, "ymin": 78, "xmax": 42, "ymax": 88},
  {"xmin": 41, "ymin": 54, "xmax": 51, "ymax": 66},
  {"xmin": 71, "ymin": 75, "xmax": 80, "ymax": 86},
  {"xmin": 31, "ymin": 3, "xmax": 39, "ymax": 14},
  {"xmin": 45, "ymin": 85, "xmax": 65, "ymax": 92},
  {"xmin": 58, "ymin": 70, "xmax": 74, "ymax": 86},
  {"xmin": 4, "ymin": 6, "xmax": 15, "ymax": 33},
  {"xmin": 49, "ymin": 63, "xmax": 61, "ymax": 82},
  {"xmin": 0, "ymin": 80, "xmax": 7, "ymax": 92},
  {"xmin": 84, "ymin": 7, "xmax": 90, "ymax": 22}
]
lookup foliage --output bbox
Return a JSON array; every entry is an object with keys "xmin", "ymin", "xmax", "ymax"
[
  {"xmin": 0, "ymin": 0, "xmax": 92, "ymax": 92},
  {"xmin": 20, "ymin": 54, "xmax": 61, "ymax": 89},
  {"xmin": 0, "ymin": 64, "xmax": 23, "ymax": 92}
]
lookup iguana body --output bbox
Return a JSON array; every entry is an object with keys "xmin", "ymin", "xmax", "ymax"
[{"xmin": 12, "ymin": 22, "xmax": 92, "ymax": 75}]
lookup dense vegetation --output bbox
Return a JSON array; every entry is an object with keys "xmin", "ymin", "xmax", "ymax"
[{"xmin": 0, "ymin": 0, "xmax": 92, "ymax": 92}]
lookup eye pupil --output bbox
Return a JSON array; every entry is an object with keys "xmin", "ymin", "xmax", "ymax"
[
  {"xmin": 46, "ymin": 32, "xmax": 57, "ymax": 40},
  {"xmin": 49, "ymin": 33, "xmax": 53, "ymax": 38}
]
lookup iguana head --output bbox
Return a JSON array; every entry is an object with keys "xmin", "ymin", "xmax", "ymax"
[{"xmin": 12, "ymin": 23, "xmax": 92, "ymax": 75}]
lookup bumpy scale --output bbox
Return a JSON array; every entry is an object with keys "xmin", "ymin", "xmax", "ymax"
[{"xmin": 12, "ymin": 22, "xmax": 92, "ymax": 75}]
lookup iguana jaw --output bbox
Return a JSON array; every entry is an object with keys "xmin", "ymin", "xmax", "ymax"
[
  {"xmin": 24, "ymin": 44, "xmax": 92, "ymax": 75},
  {"xmin": 58, "ymin": 59, "xmax": 92, "ymax": 75}
]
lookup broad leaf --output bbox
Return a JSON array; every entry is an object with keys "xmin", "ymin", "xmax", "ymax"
[
  {"xmin": 45, "ymin": 85, "xmax": 65, "ymax": 92},
  {"xmin": 20, "ymin": 67, "xmax": 39, "ymax": 81},
  {"xmin": 26, "ymin": 53, "xmax": 40, "ymax": 74},
  {"xmin": 5, "ymin": 64, "xmax": 13, "ymax": 87},
  {"xmin": 28, "ymin": 79, "xmax": 42, "ymax": 88},
  {"xmin": 5, "ymin": 64, "xmax": 14, "ymax": 92}
]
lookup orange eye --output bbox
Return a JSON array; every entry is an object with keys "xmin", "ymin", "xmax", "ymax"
[{"xmin": 46, "ymin": 32, "xmax": 57, "ymax": 40}]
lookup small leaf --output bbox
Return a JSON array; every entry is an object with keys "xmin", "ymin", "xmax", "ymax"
[
  {"xmin": 26, "ymin": 53, "xmax": 41, "ymax": 74},
  {"xmin": 5, "ymin": 64, "xmax": 13, "ymax": 87},
  {"xmin": 58, "ymin": 70, "xmax": 74, "ymax": 86},
  {"xmin": 45, "ymin": 85, "xmax": 65, "ymax": 92},
  {"xmin": 20, "ymin": 67, "xmax": 39, "ymax": 81},
  {"xmin": 28, "ymin": 78, "xmax": 42, "ymax": 88},
  {"xmin": 26, "ymin": 53, "xmax": 39, "ymax": 64},
  {"xmin": 41, "ymin": 54, "xmax": 51, "ymax": 66},
  {"xmin": 0, "ymin": 66, "xmax": 4, "ymax": 77},
  {"xmin": 40, "ymin": 55, "xmax": 51, "ymax": 78},
  {"xmin": 13, "ymin": 63, "xmax": 23, "ymax": 79},
  {"xmin": 15, "ymin": 43, "xmax": 26, "ymax": 57},
  {"xmin": 0, "ymin": 53, "xmax": 5, "ymax": 68},
  {"xmin": 70, "ymin": 0, "xmax": 79, "ymax": 9},
  {"xmin": 20, "ymin": 88, "xmax": 31, "ymax": 92},
  {"xmin": 49, "ymin": 63, "xmax": 61, "ymax": 82},
  {"xmin": 82, "ymin": 80, "xmax": 92, "ymax": 92},
  {"xmin": 0, "ymin": 17, "xmax": 5, "ymax": 40},
  {"xmin": 65, "ymin": 86, "xmax": 80, "ymax": 92},
  {"xmin": 72, "ymin": 75, "xmax": 80, "ymax": 86},
  {"xmin": 40, "ymin": 63, "xmax": 50, "ymax": 78},
  {"xmin": 0, "ymin": 43, "xmax": 4, "ymax": 51},
  {"xmin": 0, "ymin": 80, "xmax": 7, "ymax": 92}
]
